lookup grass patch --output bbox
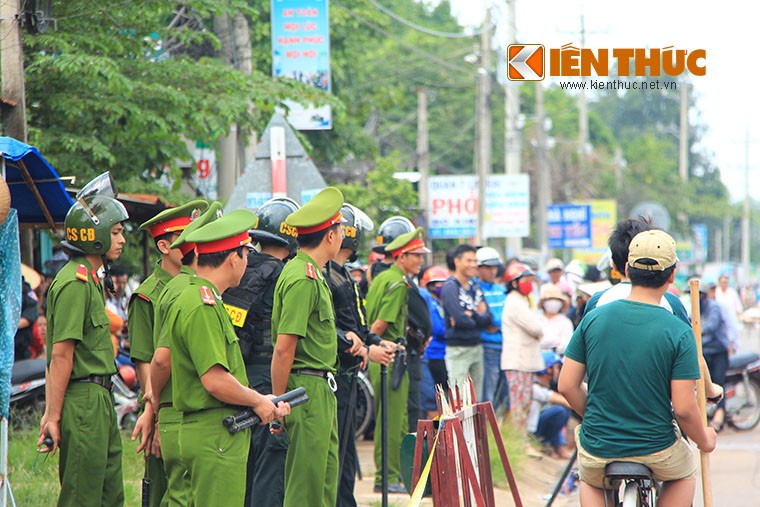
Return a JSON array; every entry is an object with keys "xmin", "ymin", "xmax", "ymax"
[
  {"xmin": 7, "ymin": 427, "xmax": 145, "ymax": 506},
  {"xmin": 488, "ymin": 416, "xmax": 527, "ymax": 490}
]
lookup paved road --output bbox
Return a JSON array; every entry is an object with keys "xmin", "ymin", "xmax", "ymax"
[{"xmin": 695, "ymin": 426, "xmax": 760, "ymax": 507}]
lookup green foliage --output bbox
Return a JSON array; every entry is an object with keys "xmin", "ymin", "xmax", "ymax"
[
  {"xmin": 337, "ymin": 152, "xmax": 418, "ymax": 254},
  {"xmin": 24, "ymin": 0, "xmax": 333, "ymax": 190}
]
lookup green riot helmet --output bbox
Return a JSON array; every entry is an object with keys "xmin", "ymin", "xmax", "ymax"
[
  {"xmin": 250, "ymin": 197, "xmax": 300, "ymax": 254},
  {"xmin": 372, "ymin": 216, "xmax": 414, "ymax": 253},
  {"xmin": 340, "ymin": 203, "xmax": 374, "ymax": 259},
  {"xmin": 61, "ymin": 172, "xmax": 129, "ymax": 255}
]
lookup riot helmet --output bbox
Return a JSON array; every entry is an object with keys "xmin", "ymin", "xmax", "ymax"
[
  {"xmin": 250, "ymin": 197, "xmax": 300, "ymax": 254},
  {"xmin": 340, "ymin": 203, "xmax": 374, "ymax": 258},
  {"xmin": 372, "ymin": 216, "xmax": 414, "ymax": 254},
  {"xmin": 61, "ymin": 172, "xmax": 129, "ymax": 255}
]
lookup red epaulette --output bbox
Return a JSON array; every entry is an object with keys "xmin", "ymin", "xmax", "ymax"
[
  {"xmin": 137, "ymin": 293, "xmax": 151, "ymax": 302},
  {"xmin": 76, "ymin": 264, "xmax": 88, "ymax": 282},
  {"xmin": 200, "ymin": 286, "xmax": 216, "ymax": 306},
  {"xmin": 305, "ymin": 263, "xmax": 317, "ymax": 280}
]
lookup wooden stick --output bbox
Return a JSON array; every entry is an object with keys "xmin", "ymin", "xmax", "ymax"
[
  {"xmin": 689, "ymin": 279, "xmax": 714, "ymax": 507},
  {"xmin": 16, "ymin": 159, "xmax": 58, "ymax": 232}
]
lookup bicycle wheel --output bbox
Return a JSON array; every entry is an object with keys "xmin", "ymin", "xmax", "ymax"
[
  {"xmin": 621, "ymin": 482, "xmax": 640, "ymax": 507},
  {"xmin": 354, "ymin": 371, "xmax": 375, "ymax": 438}
]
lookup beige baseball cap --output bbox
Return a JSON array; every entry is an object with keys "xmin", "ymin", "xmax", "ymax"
[{"xmin": 627, "ymin": 230, "xmax": 678, "ymax": 271}]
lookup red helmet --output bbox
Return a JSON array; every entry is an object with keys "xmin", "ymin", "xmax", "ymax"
[
  {"xmin": 421, "ymin": 266, "xmax": 449, "ymax": 288},
  {"xmin": 504, "ymin": 262, "xmax": 534, "ymax": 285}
]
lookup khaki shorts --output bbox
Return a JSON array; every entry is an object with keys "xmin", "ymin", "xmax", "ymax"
[{"xmin": 574, "ymin": 424, "xmax": 698, "ymax": 489}]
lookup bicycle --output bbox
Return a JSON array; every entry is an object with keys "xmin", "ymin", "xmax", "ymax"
[{"xmin": 603, "ymin": 461, "xmax": 658, "ymax": 507}]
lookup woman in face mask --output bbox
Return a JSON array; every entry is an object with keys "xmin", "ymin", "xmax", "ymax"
[
  {"xmin": 501, "ymin": 262, "xmax": 544, "ymax": 431},
  {"xmin": 538, "ymin": 284, "xmax": 574, "ymax": 355}
]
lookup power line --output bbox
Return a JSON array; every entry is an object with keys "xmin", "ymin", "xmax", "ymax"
[
  {"xmin": 364, "ymin": 0, "xmax": 485, "ymax": 39},
  {"xmin": 332, "ymin": 1, "xmax": 472, "ymax": 76}
]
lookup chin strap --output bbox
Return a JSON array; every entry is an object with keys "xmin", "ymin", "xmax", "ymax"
[{"xmin": 101, "ymin": 255, "xmax": 115, "ymax": 295}]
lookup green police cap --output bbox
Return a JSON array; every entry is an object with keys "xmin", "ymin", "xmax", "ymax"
[
  {"xmin": 285, "ymin": 187, "xmax": 346, "ymax": 234},
  {"xmin": 170, "ymin": 201, "xmax": 224, "ymax": 255},
  {"xmin": 385, "ymin": 227, "xmax": 430, "ymax": 258},
  {"xmin": 186, "ymin": 209, "xmax": 258, "ymax": 254},
  {"xmin": 140, "ymin": 199, "xmax": 209, "ymax": 239}
]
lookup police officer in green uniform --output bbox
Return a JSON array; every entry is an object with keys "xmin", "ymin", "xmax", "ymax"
[
  {"xmin": 365, "ymin": 227, "xmax": 429, "ymax": 493},
  {"xmin": 38, "ymin": 173, "xmax": 129, "ymax": 506},
  {"xmin": 149, "ymin": 202, "xmax": 223, "ymax": 506},
  {"xmin": 129, "ymin": 199, "xmax": 208, "ymax": 507},
  {"xmin": 324, "ymin": 204, "xmax": 396, "ymax": 507},
  {"xmin": 166, "ymin": 210, "xmax": 289, "ymax": 506},
  {"xmin": 368, "ymin": 216, "xmax": 414, "ymax": 283},
  {"xmin": 222, "ymin": 197, "xmax": 299, "ymax": 507},
  {"xmin": 271, "ymin": 187, "xmax": 345, "ymax": 507}
]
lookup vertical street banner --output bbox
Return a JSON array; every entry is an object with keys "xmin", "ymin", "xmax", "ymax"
[
  {"xmin": 427, "ymin": 174, "xmax": 530, "ymax": 239},
  {"xmin": 271, "ymin": 0, "xmax": 332, "ymax": 130}
]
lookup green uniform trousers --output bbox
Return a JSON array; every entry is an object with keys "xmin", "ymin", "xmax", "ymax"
[
  {"xmin": 283, "ymin": 373, "xmax": 338, "ymax": 507},
  {"xmin": 179, "ymin": 407, "xmax": 250, "ymax": 507},
  {"xmin": 138, "ymin": 401, "xmax": 168, "ymax": 507},
  {"xmin": 369, "ymin": 360, "xmax": 409, "ymax": 487},
  {"xmin": 158, "ymin": 406, "xmax": 189, "ymax": 506},
  {"xmin": 58, "ymin": 382, "xmax": 124, "ymax": 507},
  {"xmin": 245, "ymin": 364, "xmax": 287, "ymax": 507}
]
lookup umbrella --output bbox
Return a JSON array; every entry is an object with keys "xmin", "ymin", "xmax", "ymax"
[{"xmin": 0, "ymin": 136, "xmax": 74, "ymax": 230}]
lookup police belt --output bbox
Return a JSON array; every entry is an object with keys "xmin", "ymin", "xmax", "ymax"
[
  {"xmin": 70, "ymin": 375, "xmax": 113, "ymax": 391},
  {"xmin": 158, "ymin": 402, "xmax": 173, "ymax": 410},
  {"xmin": 293, "ymin": 368, "xmax": 338, "ymax": 392}
]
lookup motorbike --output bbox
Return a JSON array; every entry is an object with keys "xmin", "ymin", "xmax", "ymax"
[
  {"xmin": 10, "ymin": 358, "xmax": 47, "ymax": 414},
  {"xmin": 708, "ymin": 351, "xmax": 760, "ymax": 431}
]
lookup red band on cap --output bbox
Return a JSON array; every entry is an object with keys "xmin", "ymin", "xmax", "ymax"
[
  {"xmin": 391, "ymin": 237, "xmax": 425, "ymax": 258},
  {"xmin": 195, "ymin": 232, "xmax": 252, "ymax": 254},
  {"xmin": 149, "ymin": 217, "xmax": 192, "ymax": 239},
  {"xmin": 295, "ymin": 212, "xmax": 343, "ymax": 235},
  {"xmin": 179, "ymin": 242, "xmax": 196, "ymax": 257}
]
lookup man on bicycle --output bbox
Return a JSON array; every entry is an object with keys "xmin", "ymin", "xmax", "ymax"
[{"xmin": 559, "ymin": 230, "xmax": 717, "ymax": 506}]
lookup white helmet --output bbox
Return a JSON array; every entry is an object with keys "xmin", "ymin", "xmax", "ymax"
[{"xmin": 476, "ymin": 246, "xmax": 502, "ymax": 267}]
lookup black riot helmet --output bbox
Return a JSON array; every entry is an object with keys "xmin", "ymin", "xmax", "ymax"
[
  {"xmin": 250, "ymin": 197, "xmax": 300, "ymax": 254},
  {"xmin": 340, "ymin": 203, "xmax": 374, "ymax": 259},
  {"xmin": 372, "ymin": 216, "xmax": 414, "ymax": 253}
]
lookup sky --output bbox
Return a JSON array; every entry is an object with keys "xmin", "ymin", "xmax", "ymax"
[{"xmin": 444, "ymin": 0, "xmax": 758, "ymax": 203}]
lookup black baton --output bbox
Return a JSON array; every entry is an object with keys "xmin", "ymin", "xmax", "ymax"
[
  {"xmin": 223, "ymin": 387, "xmax": 307, "ymax": 428},
  {"xmin": 381, "ymin": 364, "xmax": 388, "ymax": 507},
  {"xmin": 228, "ymin": 394, "xmax": 310, "ymax": 434}
]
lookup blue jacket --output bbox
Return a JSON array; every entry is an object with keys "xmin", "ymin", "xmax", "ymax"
[
  {"xmin": 420, "ymin": 288, "xmax": 446, "ymax": 360},
  {"xmin": 476, "ymin": 278, "xmax": 506, "ymax": 350},
  {"xmin": 701, "ymin": 299, "xmax": 730, "ymax": 354}
]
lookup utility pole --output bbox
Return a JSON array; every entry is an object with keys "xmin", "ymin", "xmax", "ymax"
[
  {"xmin": 504, "ymin": 0, "xmax": 522, "ymax": 257},
  {"xmin": 577, "ymin": 14, "xmax": 588, "ymax": 153},
  {"xmin": 1, "ymin": 0, "xmax": 33, "ymax": 265},
  {"xmin": 475, "ymin": 8, "xmax": 492, "ymax": 245},
  {"xmin": 416, "ymin": 88, "xmax": 429, "ymax": 237},
  {"xmin": 535, "ymin": 82, "xmax": 550, "ymax": 261},
  {"xmin": 741, "ymin": 130, "xmax": 751, "ymax": 284},
  {"xmin": 678, "ymin": 81, "xmax": 689, "ymax": 181}
]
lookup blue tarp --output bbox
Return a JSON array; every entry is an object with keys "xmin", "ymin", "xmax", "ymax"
[
  {"xmin": 0, "ymin": 209, "xmax": 21, "ymax": 418},
  {"xmin": 0, "ymin": 137, "xmax": 73, "ymax": 225}
]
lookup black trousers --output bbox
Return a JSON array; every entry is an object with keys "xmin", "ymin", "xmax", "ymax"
[
  {"xmin": 245, "ymin": 363, "xmax": 288, "ymax": 507},
  {"xmin": 336, "ymin": 366, "xmax": 359, "ymax": 507},
  {"xmin": 406, "ymin": 350, "xmax": 422, "ymax": 432}
]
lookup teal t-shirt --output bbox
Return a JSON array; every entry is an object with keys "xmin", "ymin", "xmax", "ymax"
[{"xmin": 564, "ymin": 299, "xmax": 700, "ymax": 458}]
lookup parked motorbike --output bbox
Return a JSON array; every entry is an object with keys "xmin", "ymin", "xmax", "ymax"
[
  {"xmin": 10, "ymin": 358, "xmax": 47, "ymax": 413},
  {"xmin": 708, "ymin": 351, "xmax": 760, "ymax": 431}
]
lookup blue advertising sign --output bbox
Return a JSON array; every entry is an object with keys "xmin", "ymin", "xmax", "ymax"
[
  {"xmin": 547, "ymin": 204, "xmax": 592, "ymax": 248},
  {"xmin": 271, "ymin": 0, "xmax": 332, "ymax": 130}
]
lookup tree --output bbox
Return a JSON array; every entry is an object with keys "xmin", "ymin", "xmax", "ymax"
[{"xmin": 23, "ymin": 1, "xmax": 330, "ymax": 195}]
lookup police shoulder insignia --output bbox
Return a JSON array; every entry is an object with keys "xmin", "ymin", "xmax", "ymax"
[
  {"xmin": 200, "ymin": 286, "xmax": 216, "ymax": 306},
  {"xmin": 76, "ymin": 264, "xmax": 88, "ymax": 282},
  {"xmin": 305, "ymin": 263, "xmax": 317, "ymax": 280},
  {"xmin": 137, "ymin": 293, "xmax": 151, "ymax": 302}
]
